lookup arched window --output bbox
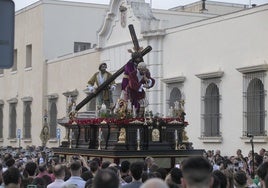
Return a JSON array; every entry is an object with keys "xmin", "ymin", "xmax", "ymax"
[
  {"xmin": 49, "ymin": 102, "xmax": 57, "ymax": 138},
  {"xmin": 0, "ymin": 105, "xmax": 3, "ymax": 138},
  {"xmin": 204, "ymin": 83, "xmax": 220, "ymax": 137},
  {"xmin": 24, "ymin": 102, "xmax": 31, "ymax": 138},
  {"xmin": 169, "ymin": 87, "xmax": 181, "ymax": 108},
  {"xmin": 246, "ymin": 78, "xmax": 265, "ymax": 135},
  {"xmin": 9, "ymin": 103, "xmax": 17, "ymax": 138}
]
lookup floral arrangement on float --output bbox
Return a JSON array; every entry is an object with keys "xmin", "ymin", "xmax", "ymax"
[{"xmin": 68, "ymin": 99, "xmax": 187, "ymax": 126}]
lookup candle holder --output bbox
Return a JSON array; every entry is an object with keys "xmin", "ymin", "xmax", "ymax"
[
  {"xmin": 175, "ymin": 138, "xmax": 178, "ymax": 150},
  {"xmin": 69, "ymin": 129, "xmax": 72, "ymax": 149},
  {"xmin": 137, "ymin": 139, "xmax": 141, "ymax": 151},
  {"xmin": 98, "ymin": 138, "xmax": 101, "ymax": 150}
]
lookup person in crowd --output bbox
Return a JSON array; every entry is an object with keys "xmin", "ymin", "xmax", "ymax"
[
  {"xmin": 0, "ymin": 163, "xmax": 4, "ymax": 188},
  {"xmin": 165, "ymin": 167, "xmax": 182, "ymax": 188},
  {"xmin": 141, "ymin": 172, "xmax": 156, "ymax": 183},
  {"xmin": 120, "ymin": 160, "xmax": 132, "ymax": 183},
  {"xmin": 2, "ymin": 167, "xmax": 21, "ymax": 188},
  {"xmin": 87, "ymin": 62, "xmax": 116, "ymax": 110},
  {"xmin": 92, "ymin": 168, "xmax": 119, "ymax": 188},
  {"xmin": 21, "ymin": 161, "xmax": 38, "ymax": 187},
  {"xmin": 181, "ymin": 156, "xmax": 213, "ymax": 188},
  {"xmin": 233, "ymin": 170, "xmax": 248, "ymax": 188},
  {"xmin": 89, "ymin": 160, "xmax": 99, "ymax": 178},
  {"xmin": 36, "ymin": 162, "xmax": 53, "ymax": 182},
  {"xmin": 212, "ymin": 170, "xmax": 227, "ymax": 188},
  {"xmin": 47, "ymin": 164, "xmax": 65, "ymax": 188},
  {"xmin": 62, "ymin": 161, "xmax": 86, "ymax": 188},
  {"xmin": 140, "ymin": 178, "xmax": 169, "ymax": 188},
  {"xmin": 122, "ymin": 161, "xmax": 144, "ymax": 188},
  {"xmin": 256, "ymin": 161, "xmax": 268, "ymax": 188},
  {"xmin": 144, "ymin": 156, "xmax": 156, "ymax": 173}
]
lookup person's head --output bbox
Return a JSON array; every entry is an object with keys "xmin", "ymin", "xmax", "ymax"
[
  {"xmin": 212, "ymin": 170, "xmax": 227, "ymax": 188},
  {"xmin": 99, "ymin": 63, "xmax": 107, "ymax": 73},
  {"xmin": 233, "ymin": 170, "xmax": 247, "ymax": 188},
  {"xmin": 101, "ymin": 161, "xmax": 111, "ymax": 169},
  {"xmin": 53, "ymin": 164, "xmax": 65, "ymax": 179},
  {"xmin": 145, "ymin": 156, "xmax": 155, "ymax": 168},
  {"xmin": 257, "ymin": 161, "xmax": 268, "ymax": 187},
  {"xmin": 140, "ymin": 178, "xmax": 169, "ymax": 188},
  {"xmin": 170, "ymin": 167, "xmax": 182, "ymax": 185},
  {"xmin": 131, "ymin": 51, "xmax": 144, "ymax": 64},
  {"xmin": 70, "ymin": 161, "xmax": 82, "ymax": 176},
  {"xmin": 181, "ymin": 156, "xmax": 213, "ymax": 188},
  {"xmin": 38, "ymin": 162, "xmax": 47, "ymax": 173},
  {"xmin": 2, "ymin": 167, "xmax": 21, "ymax": 187},
  {"xmin": 141, "ymin": 172, "xmax": 156, "ymax": 183},
  {"xmin": 259, "ymin": 148, "xmax": 266, "ymax": 156},
  {"xmin": 4, "ymin": 153, "xmax": 15, "ymax": 168},
  {"xmin": 130, "ymin": 161, "xmax": 144, "ymax": 180},
  {"xmin": 25, "ymin": 161, "xmax": 37, "ymax": 176},
  {"xmin": 137, "ymin": 62, "xmax": 147, "ymax": 75},
  {"xmin": 120, "ymin": 160, "xmax": 130, "ymax": 174},
  {"xmin": 89, "ymin": 160, "xmax": 99, "ymax": 174},
  {"xmin": 92, "ymin": 169, "xmax": 119, "ymax": 188}
]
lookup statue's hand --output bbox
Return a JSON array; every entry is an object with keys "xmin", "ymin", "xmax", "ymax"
[
  {"xmin": 88, "ymin": 85, "xmax": 95, "ymax": 93},
  {"xmin": 110, "ymin": 85, "xmax": 116, "ymax": 91}
]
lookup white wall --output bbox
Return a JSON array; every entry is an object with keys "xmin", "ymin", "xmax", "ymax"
[{"xmin": 162, "ymin": 5, "xmax": 268, "ymax": 155}]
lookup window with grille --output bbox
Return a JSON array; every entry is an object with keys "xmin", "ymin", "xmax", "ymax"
[
  {"xmin": 49, "ymin": 98, "xmax": 58, "ymax": 138},
  {"xmin": 9, "ymin": 102, "xmax": 17, "ymax": 138},
  {"xmin": 196, "ymin": 71, "xmax": 223, "ymax": 138},
  {"xmin": 0, "ymin": 104, "xmax": 3, "ymax": 138},
  {"xmin": 202, "ymin": 83, "xmax": 220, "ymax": 137},
  {"xmin": 243, "ymin": 72, "xmax": 266, "ymax": 136},
  {"xmin": 23, "ymin": 101, "xmax": 32, "ymax": 139}
]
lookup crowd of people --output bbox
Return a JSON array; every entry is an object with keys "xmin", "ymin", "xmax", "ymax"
[{"xmin": 0, "ymin": 146, "xmax": 268, "ymax": 188}]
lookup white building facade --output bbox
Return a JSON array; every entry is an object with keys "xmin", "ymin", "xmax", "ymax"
[{"xmin": 0, "ymin": 0, "xmax": 267, "ymax": 156}]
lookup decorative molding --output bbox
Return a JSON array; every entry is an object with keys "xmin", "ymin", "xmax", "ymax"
[
  {"xmin": 21, "ymin": 96, "xmax": 33, "ymax": 102},
  {"xmin": 49, "ymin": 139, "xmax": 58, "ymax": 143},
  {"xmin": 161, "ymin": 76, "xmax": 186, "ymax": 84},
  {"xmin": 63, "ymin": 89, "xmax": 79, "ymax": 97},
  {"xmin": 23, "ymin": 139, "xmax": 32, "ymax": 143},
  {"xmin": 236, "ymin": 64, "xmax": 268, "ymax": 74},
  {"xmin": 241, "ymin": 136, "xmax": 268, "ymax": 143},
  {"xmin": 7, "ymin": 98, "xmax": 18, "ymax": 104},
  {"xmin": 196, "ymin": 71, "xmax": 224, "ymax": 80},
  {"xmin": 47, "ymin": 93, "xmax": 59, "ymax": 100},
  {"xmin": 199, "ymin": 136, "xmax": 223, "ymax": 143},
  {"xmin": 8, "ymin": 138, "xmax": 17, "ymax": 143}
]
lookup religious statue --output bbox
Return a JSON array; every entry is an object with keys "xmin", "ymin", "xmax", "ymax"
[
  {"xmin": 87, "ymin": 63, "xmax": 116, "ymax": 110},
  {"xmin": 118, "ymin": 128, "xmax": 126, "ymax": 143},
  {"xmin": 40, "ymin": 125, "xmax": 49, "ymax": 147},
  {"xmin": 152, "ymin": 128, "xmax": 160, "ymax": 142},
  {"xmin": 121, "ymin": 53, "xmax": 155, "ymax": 117}
]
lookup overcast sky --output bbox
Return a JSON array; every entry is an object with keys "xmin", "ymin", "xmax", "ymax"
[{"xmin": 13, "ymin": 0, "xmax": 268, "ymax": 11}]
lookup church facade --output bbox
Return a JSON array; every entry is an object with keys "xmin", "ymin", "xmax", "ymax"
[{"xmin": 0, "ymin": 0, "xmax": 267, "ymax": 156}]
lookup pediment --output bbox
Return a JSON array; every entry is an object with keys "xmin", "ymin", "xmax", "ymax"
[{"xmin": 97, "ymin": 0, "xmax": 160, "ymax": 49}]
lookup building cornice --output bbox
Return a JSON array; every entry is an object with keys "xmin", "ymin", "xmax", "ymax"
[
  {"xmin": 196, "ymin": 71, "xmax": 224, "ymax": 80},
  {"xmin": 161, "ymin": 76, "xmax": 186, "ymax": 84},
  {"xmin": 236, "ymin": 63, "xmax": 268, "ymax": 74}
]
